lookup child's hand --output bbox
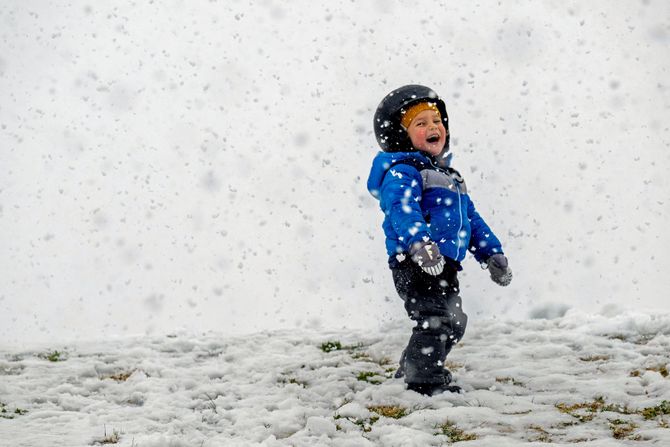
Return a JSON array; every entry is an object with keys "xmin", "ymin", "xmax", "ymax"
[
  {"xmin": 410, "ymin": 241, "xmax": 446, "ymax": 276},
  {"xmin": 486, "ymin": 254, "xmax": 512, "ymax": 286}
]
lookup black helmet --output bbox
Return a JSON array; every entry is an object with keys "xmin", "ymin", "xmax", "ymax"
[{"xmin": 373, "ymin": 84, "xmax": 449, "ymax": 153}]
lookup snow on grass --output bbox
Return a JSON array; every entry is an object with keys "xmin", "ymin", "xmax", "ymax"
[{"xmin": 1, "ymin": 310, "xmax": 669, "ymax": 446}]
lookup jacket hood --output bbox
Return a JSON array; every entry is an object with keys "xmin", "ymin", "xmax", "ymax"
[{"xmin": 367, "ymin": 151, "xmax": 453, "ymax": 199}]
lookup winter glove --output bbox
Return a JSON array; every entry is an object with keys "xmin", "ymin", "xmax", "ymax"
[
  {"xmin": 486, "ymin": 253, "xmax": 512, "ymax": 286},
  {"xmin": 409, "ymin": 241, "xmax": 445, "ymax": 276}
]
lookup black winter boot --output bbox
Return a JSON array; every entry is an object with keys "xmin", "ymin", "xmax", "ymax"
[
  {"xmin": 395, "ymin": 349, "xmax": 453, "ymax": 384},
  {"xmin": 407, "ymin": 381, "xmax": 462, "ymax": 396}
]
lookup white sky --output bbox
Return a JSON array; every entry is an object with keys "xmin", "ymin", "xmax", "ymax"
[{"xmin": 1, "ymin": 0, "xmax": 669, "ymax": 346}]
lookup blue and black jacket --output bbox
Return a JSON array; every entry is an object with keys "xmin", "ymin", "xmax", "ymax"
[{"xmin": 367, "ymin": 151, "xmax": 503, "ymax": 268}]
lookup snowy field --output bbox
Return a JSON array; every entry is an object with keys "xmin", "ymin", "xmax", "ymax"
[
  {"xmin": 2, "ymin": 310, "xmax": 669, "ymax": 446},
  {"xmin": 2, "ymin": 0, "xmax": 669, "ymax": 344}
]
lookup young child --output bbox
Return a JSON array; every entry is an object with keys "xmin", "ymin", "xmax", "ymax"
[{"xmin": 366, "ymin": 85, "xmax": 512, "ymax": 396}]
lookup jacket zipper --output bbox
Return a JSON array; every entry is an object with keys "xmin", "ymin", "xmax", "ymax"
[
  {"xmin": 455, "ymin": 183, "xmax": 464, "ymax": 259},
  {"xmin": 428, "ymin": 157, "xmax": 465, "ymax": 260}
]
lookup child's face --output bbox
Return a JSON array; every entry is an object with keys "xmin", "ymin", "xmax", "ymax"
[{"xmin": 406, "ymin": 110, "xmax": 448, "ymax": 156}]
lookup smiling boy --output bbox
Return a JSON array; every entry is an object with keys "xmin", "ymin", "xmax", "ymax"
[
  {"xmin": 367, "ymin": 85, "xmax": 512, "ymax": 396},
  {"xmin": 401, "ymin": 102, "xmax": 447, "ymax": 156}
]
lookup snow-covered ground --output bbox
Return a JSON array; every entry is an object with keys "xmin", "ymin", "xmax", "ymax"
[
  {"xmin": 2, "ymin": 310, "xmax": 669, "ymax": 446},
  {"xmin": 2, "ymin": 0, "xmax": 669, "ymax": 344}
]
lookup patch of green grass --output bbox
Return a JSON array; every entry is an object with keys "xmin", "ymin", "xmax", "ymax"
[
  {"xmin": 333, "ymin": 414, "xmax": 379, "ymax": 433},
  {"xmin": 356, "ymin": 371, "xmax": 383, "ymax": 384},
  {"xmin": 555, "ymin": 396, "xmax": 635, "ymax": 422},
  {"xmin": 368, "ymin": 405, "xmax": 407, "ymax": 419},
  {"xmin": 557, "ymin": 396, "xmax": 667, "ymax": 428},
  {"xmin": 38, "ymin": 349, "xmax": 66, "ymax": 362},
  {"xmin": 278, "ymin": 376, "xmax": 307, "ymax": 388},
  {"xmin": 436, "ymin": 420, "xmax": 477, "ymax": 441},
  {"xmin": 609, "ymin": 419, "xmax": 639, "ymax": 440},
  {"xmin": 495, "ymin": 376, "xmax": 525, "ymax": 387},
  {"xmin": 0, "ymin": 401, "xmax": 28, "ymax": 419},
  {"xmin": 384, "ymin": 366, "xmax": 397, "ymax": 377},
  {"xmin": 641, "ymin": 401, "xmax": 670, "ymax": 420},
  {"xmin": 601, "ymin": 402, "xmax": 636, "ymax": 415},
  {"xmin": 579, "ymin": 354, "xmax": 610, "ymax": 362},
  {"xmin": 320, "ymin": 341, "xmax": 342, "ymax": 353},
  {"xmin": 555, "ymin": 396, "xmax": 606, "ymax": 423}
]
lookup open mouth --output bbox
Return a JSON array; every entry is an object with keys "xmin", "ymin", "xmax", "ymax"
[{"xmin": 426, "ymin": 134, "xmax": 440, "ymax": 143}]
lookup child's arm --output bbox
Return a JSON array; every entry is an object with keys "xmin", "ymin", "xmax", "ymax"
[
  {"xmin": 466, "ymin": 198, "xmax": 503, "ymax": 264},
  {"xmin": 379, "ymin": 163, "xmax": 432, "ymax": 250}
]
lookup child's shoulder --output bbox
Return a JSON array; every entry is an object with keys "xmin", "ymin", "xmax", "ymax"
[
  {"xmin": 370, "ymin": 151, "xmax": 430, "ymax": 171},
  {"xmin": 367, "ymin": 151, "xmax": 429, "ymax": 196}
]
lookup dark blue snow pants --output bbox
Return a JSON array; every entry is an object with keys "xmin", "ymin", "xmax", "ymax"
[{"xmin": 391, "ymin": 256, "xmax": 468, "ymax": 385}]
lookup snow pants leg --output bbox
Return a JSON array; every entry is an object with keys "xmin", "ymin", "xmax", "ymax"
[{"xmin": 391, "ymin": 257, "xmax": 467, "ymax": 385}]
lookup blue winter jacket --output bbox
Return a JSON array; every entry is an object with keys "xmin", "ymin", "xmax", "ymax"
[{"xmin": 367, "ymin": 151, "xmax": 503, "ymax": 267}]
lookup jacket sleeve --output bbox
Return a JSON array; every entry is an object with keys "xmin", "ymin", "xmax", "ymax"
[
  {"xmin": 379, "ymin": 163, "xmax": 431, "ymax": 249},
  {"xmin": 466, "ymin": 197, "xmax": 503, "ymax": 263}
]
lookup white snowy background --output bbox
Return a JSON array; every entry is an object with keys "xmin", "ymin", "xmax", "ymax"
[
  {"xmin": 1, "ymin": 1, "xmax": 670, "ymax": 445},
  {"xmin": 1, "ymin": 0, "xmax": 668, "ymax": 344}
]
